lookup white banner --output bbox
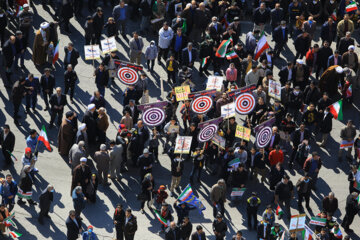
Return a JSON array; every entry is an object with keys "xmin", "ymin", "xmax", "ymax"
[
  {"xmin": 84, "ymin": 45, "xmax": 101, "ymax": 60},
  {"xmin": 101, "ymin": 37, "xmax": 117, "ymax": 54}
]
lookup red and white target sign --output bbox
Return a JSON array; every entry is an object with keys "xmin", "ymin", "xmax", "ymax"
[
  {"xmin": 117, "ymin": 67, "xmax": 139, "ymax": 85},
  {"xmin": 235, "ymin": 93, "xmax": 256, "ymax": 115},
  {"xmin": 191, "ymin": 95, "xmax": 213, "ymax": 114}
]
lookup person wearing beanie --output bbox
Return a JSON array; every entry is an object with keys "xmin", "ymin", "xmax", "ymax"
[
  {"xmin": 94, "ymin": 144, "xmax": 111, "ymax": 186},
  {"xmin": 82, "ymin": 103, "xmax": 99, "ymax": 145},
  {"xmin": 81, "ymin": 225, "xmax": 98, "ymax": 240}
]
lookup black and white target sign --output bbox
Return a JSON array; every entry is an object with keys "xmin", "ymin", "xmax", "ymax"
[
  {"xmin": 256, "ymin": 126, "xmax": 272, "ymax": 148},
  {"xmin": 142, "ymin": 108, "xmax": 165, "ymax": 127},
  {"xmin": 191, "ymin": 96, "xmax": 213, "ymax": 114},
  {"xmin": 117, "ymin": 67, "xmax": 139, "ymax": 85},
  {"xmin": 235, "ymin": 93, "xmax": 256, "ymax": 115},
  {"xmin": 198, "ymin": 124, "xmax": 218, "ymax": 142}
]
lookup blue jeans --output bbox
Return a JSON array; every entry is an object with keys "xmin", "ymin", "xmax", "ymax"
[{"xmin": 26, "ymin": 94, "xmax": 37, "ymax": 109}]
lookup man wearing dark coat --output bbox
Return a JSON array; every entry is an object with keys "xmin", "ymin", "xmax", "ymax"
[
  {"xmin": 58, "ymin": 111, "xmax": 76, "ymax": 156},
  {"xmin": 32, "ymin": 22, "xmax": 50, "ymax": 66},
  {"xmin": 294, "ymin": 32, "xmax": 311, "ymax": 61},
  {"xmin": 66, "ymin": 210, "xmax": 82, "ymax": 240},
  {"xmin": 124, "ymin": 208, "xmax": 137, "ymax": 240},
  {"xmin": 40, "ymin": 68, "xmax": 56, "ymax": 111},
  {"xmin": 318, "ymin": 108, "xmax": 333, "ymax": 147},
  {"xmin": 92, "ymin": 7, "xmax": 104, "ymax": 44},
  {"xmin": 38, "ymin": 185, "xmax": 54, "ymax": 224},
  {"xmin": 82, "ymin": 104, "xmax": 99, "ymax": 144},
  {"xmin": 123, "ymin": 100, "xmax": 140, "ymax": 124},
  {"xmin": 273, "ymin": 21, "xmax": 288, "ymax": 58},
  {"xmin": 191, "ymin": 225, "xmax": 206, "ymax": 240},
  {"xmin": 63, "ymin": 43, "xmax": 80, "ymax": 70},
  {"xmin": 49, "ymin": 87, "xmax": 68, "ymax": 128},
  {"xmin": 0, "ymin": 125, "xmax": 16, "ymax": 165},
  {"xmin": 71, "ymin": 158, "xmax": 91, "ymax": 196},
  {"xmin": 11, "ymin": 77, "xmax": 26, "ymax": 125}
]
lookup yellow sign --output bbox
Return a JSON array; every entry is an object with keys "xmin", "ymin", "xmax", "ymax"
[
  {"xmin": 235, "ymin": 126, "xmax": 251, "ymax": 141},
  {"xmin": 175, "ymin": 86, "xmax": 190, "ymax": 101}
]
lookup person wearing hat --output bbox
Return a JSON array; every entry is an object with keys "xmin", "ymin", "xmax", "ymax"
[
  {"xmin": 71, "ymin": 157, "xmax": 91, "ymax": 196},
  {"xmin": 82, "ymin": 104, "xmax": 99, "ymax": 145},
  {"xmin": 81, "ymin": 225, "xmax": 97, "ymax": 240},
  {"xmin": 18, "ymin": 165, "xmax": 37, "ymax": 205},
  {"xmin": 32, "ymin": 22, "xmax": 50, "ymax": 66},
  {"xmin": 342, "ymin": 45, "xmax": 358, "ymax": 72},
  {"xmin": 212, "ymin": 213, "xmax": 227, "ymax": 240},
  {"xmin": 38, "ymin": 185, "xmax": 54, "ymax": 225},
  {"xmin": 274, "ymin": 175, "xmax": 294, "ymax": 220},
  {"xmin": 137, "ymin": 148, "xmax": 154, "ymax": 182},
  {"xmin": 144, "ymin": 40, "xmax": 158, "ymax": 72},
  {"xmin": 155, "ymin": 185, "xmax": 168, "ymax": 207},
  {"xmin": 338, "ymin": 120, "xmax": 356, "ymax": 162},
  {"xmin": 319, "ymin": 64, "xmax": 345, "ymax": 97},
  {"xmin": 14, "ymin": 30, "xmax": 26, "ymax": 69},
  {"xmin": 0, "ymin": 125, "xmax": 15, "ymax": 166},
  {"xmin": 18, "ymin": 3, "xmax": 33, "ymax": 48},
  {"xmin": 246, "ymin": 192, "xmax": 261, "ymax": 230},
  {"xmin": 76, "ymin": 123, "xmax": 89, "ymax": 156},
  {"xmin": 40, "ymin": 68, "xmax": 55, "ymax": 111},
  {"xmin": 69, "ymin": 141, "xmax": 86, "ymax": 171},
  {"xmin": 292, "ymin": 58, "xmax": 310, "ymax": 91},
  {"xmin": 94, "ymin": 144, "xmax": 111, "ymax": 186},
  {"xmin": 49, "ymin": 87, "xmax": 67, "ymax": 128}
]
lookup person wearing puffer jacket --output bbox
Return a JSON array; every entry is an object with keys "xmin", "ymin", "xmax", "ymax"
[
  {"xmin": 158, "ymin": 22, "xmax": 174, "ymax": 63},
  {"xmin": 144, "ymin": 40, "xmax": 158, "ymax": 72}
]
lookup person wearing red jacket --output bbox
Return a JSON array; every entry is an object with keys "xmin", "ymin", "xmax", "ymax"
[{"xmin": 268, "ymin": 145, "xmax": 284, "ymax": 167}]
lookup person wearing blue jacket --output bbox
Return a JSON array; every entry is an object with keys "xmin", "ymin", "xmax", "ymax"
[
  {"xmin": 72, "ymin": 186, "xmax": 86, "ymax": 219},
  {"xmin": 112, "ymin": 1, "xmax": 128, "ymax": 37},
  {"xmin": 0, "ymin": 174, "xmax": 17, "ymax": 212},
  {"xmin": 173, "ymin": 201, "xmax": 196, "ymax": 225},
  {"xmin": 24, "ymin": 73, "xmax": 41, "ymax": 113},
  {"xmin": 82, "ymin": 225, "xmax": 98, "ymax": 240}
]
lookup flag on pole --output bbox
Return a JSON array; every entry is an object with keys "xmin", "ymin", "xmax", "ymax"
[
  {"xmin": 346, "ymin": 2, "xmax": 357, "ymax": 12},
  {"xmin": 276, "ymin": 205, "xmax": 283, "ymax": 216},
  {"xmin": 346, "ymin": 84, "xmax": 352, "ymax": 98},
  {"xmin": 4, "ymin": 218, "xmax": 17, "ymax": 228},
  {"xmin": 154, "ymin": 209, "xmax": 169, "ymax": 227},
  {"xmin": 38, "ymin": 125, "xmax": 51, "ymax": 151},
  {"xmin": 302, "ymin": 225, "xmax": 313, "ymax": 240},
  {"xmin": 328, "ymin": 99, "xmax": 343, "ymax": 120},
  {"xmin": 177, "ymin": 184, "xmax": 206, "ymax": 213},
  {"xmin": 9, "ymin": 231, "xmax": 22, "ymax": 238},
  {"xmin": 331, "ymin": 9, "xmax": 337, "ymax": 20},
  {"xmin": 215, "ymin": 37, "xmax": 233, "ymax": 58},
  {"xmin": 201, "ymin": 57, "xmax": 208, "ymax": 68},
  {"xmin": 52, "ymin": 40, "xmax": 60, "ymax": 65},
  {"xmin": 226, "ymin": 50, "xmax": 238, "ymax": 60},
  {"xmin": 254, "ymin": 33, "xmax": 269, "ymax": 60},
  {"xmin": 331, "ymin": 227, "xmax": 342, "ymax": 239},
  {"xmin": 6, "ymin": 150, "xmax": 17, "ymax": 161}
]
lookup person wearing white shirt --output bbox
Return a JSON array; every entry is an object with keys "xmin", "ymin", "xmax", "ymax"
[{"xmin": 158, "ymin": 22, "xmax": 174, "ymax": 63}]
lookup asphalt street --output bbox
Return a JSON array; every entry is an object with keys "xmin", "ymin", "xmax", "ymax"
[{"xmin": 0, "ymin": 1, "xmax": 360, "ymax": 240}]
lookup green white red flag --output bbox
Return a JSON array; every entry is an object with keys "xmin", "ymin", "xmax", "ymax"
[
  {"xmin": 254, "ymin": 33, "xmax": 269, "ymax": 60},
  {"xmin": 52, "ymin": 40, "xmax": 60, "ymax": 65},
  {"xmin": 302, "ymin": 224, "xmax": 313, "ymax": 240},
  {"xmin": 215, "ymin": 37, "xmax": 233, "ymax": 58},
  {"xmin": 17, "ymin": 189, "xmax": 32, "ymax": 199},
  {"xmin": 331, "ymin": 227, "xmax": 342, "ymax": 239},
  {"xmin": 201, "ymin": 57, "xmax": 208, "ymax": 68},
  {"xmin": 276, "ymin": 205, "xmax": 283, "ymax": 216},
  {"xmin": 38, "ymin": 125, "xmax": 51, "ymax": 151},
  {"xmin": 9, "ymin": 231, "xmax": 22, "ymax": 238},
  {"xmin": 346, "ymin": 2, "xmax": 357, "ymax": 12},
  {"xmin": 154, "ymin": 209, "xmax": 168, "ymax": 227},
  {"xmin": 226, "ymin": 50, "xmax": 238, "ymax": 60},
  {"xmin": 309, "ymin": 216, "xmax": 326, "ymax": 226},
  {"xmin": 328, "ymin": 99, "xmax": 343, "ymax": 120}
]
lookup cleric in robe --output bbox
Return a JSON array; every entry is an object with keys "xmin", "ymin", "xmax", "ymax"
[
  {"xmin": 319, "ymin": 65, "xmax": 345, "ymax": 97},
  {"xmin": 32, "ymin": 22, "xmax": 50, "ymax": 66}
]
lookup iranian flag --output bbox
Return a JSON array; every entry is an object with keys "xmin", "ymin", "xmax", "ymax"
[
  {"xmin": 38, "ymin": 125, "xmax": 51, "ymax": 151},
  {"xmin": 178, "ymin": 184, "xmax": 193, "ymax": 202},
  {"xmin": 17, "ymin": 189, "xmax": 32, "ymax": 199},
  {"xmin": 302, "ymin": 225, "xmax": 313, "ymax": 240},
  {"xmin": 354, "ymin": 180, "xmax": 360, "ymax": 191},
  {"xmin": 226, "ymin": 50, "xmax": 238, "ymax": 60},
  {"xmin": 346, "ymin": 84, "xmax": 352, "ymax": 98},
  {"xmin": 276, "ymin": 205, "xmax": 283, "ymax": 216},
  {"xmin": 9, "ymin": 231, "xmax": 22, "ymax": 238},
  {"xmin": 154, "ymin": 209, "xmax": 168, "ymax": 227},
  {"xmin": 254, "ymin": 33, "xmax": 269, "ymax": 60},
  {"xmin": 5, "ymin": 218, "xmax": 17, "ymax": 228},
  {"xmin": 231, "ymin": 188, "xmax": 246, "ymax": 197},
  {"xmin": 52, "ymin": 40, "xmax": 60, "ymax": 65},
  {"xmin": 215, "ymin": 37, "xmax": 233, "ymax": 58},
  {"xmin": 346, "ymin": 2, "xmax": 357, "ymax": 12},
  {"xmin": 6, "ymin": 150, "xmax": 17, "ymax": 161},
  {"xmin": 309, "ymin": 216, "xmax": 327, "ymax": 226},
  {"xmin": 331, "ymin": 227, "xmax": 342, "ymax": 239},
  {"xmin": 201, "ymin": 57, "xmax": 208, "ymax": 68},
  {"xmin": 331, "ymin": 9, "xmax": 337, "ymax": 21},
  {"xmin": 328, "ymin": 99, "xmax": 343, "ymax": 120}
]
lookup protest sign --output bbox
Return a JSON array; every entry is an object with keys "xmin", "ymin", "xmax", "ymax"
[
  {"xmin": 235, "ymin": 126, "xmax": 251, "ymax": 141},
  {"xmin": 175, "ymin": 86, "xmax": 191, "ymax": 101},
  {"xmin": 101, "ymin": 37, "xmax": 117, "ymax": 54},
  {"xmin": 221, "ymin": 102, "xmax": 235, "ymax": 119},
  {"xmin": 174, "ymin": 136, "xmax": 193, "ymax": 154},
  {"xmin": 84, "ymin": 45, "xmax": 101, "ymax": 60},
  {"xmin": 206, "ymin": 76, "xmax": 223, "ymax": 91},
  {"xmin": 268, "ymin": 80, "xmax": 281, "ymax": 100}
]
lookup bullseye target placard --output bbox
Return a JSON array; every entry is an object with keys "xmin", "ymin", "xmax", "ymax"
[
  {"xmin": 117, "ymin": 67, "xmax": 139, "ymax": 85},
  {"xmin": 235, "ymin": 93, "xmax": 256, "ymax": 115},
  {"xmin": 191, "ymin": 95, "xmax": 213, "ymax": 114},
  {"xmin": 256, "ymin": 126, "xmax": 272, "ymax": 148}
]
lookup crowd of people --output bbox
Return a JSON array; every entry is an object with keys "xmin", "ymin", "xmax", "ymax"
[{"xmin": 1, "ymin": 0, "xmax": 360, "ymax": 239}]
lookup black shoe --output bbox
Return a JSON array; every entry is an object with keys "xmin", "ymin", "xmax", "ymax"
[
  {"xmin": 17, "ymin": 199, "xmax": 25, "ymax": 204},
  {"xmin": 32, "ymin": 108, "xmax": 37, "ymax": 113},
  {"xmin": 44, "ymin": 107, "xmax": 49, "ymax": 111},
  {"xmin": 28, "ymin": 200, "xmax": 37, "ymax": 205},
  {"xmin": 14, "ymin": 120, "xmax": 21, "ymax": 126},
  {"xmin": 345, "ymin": 228, "xmax": 354, "ymax": 233}
]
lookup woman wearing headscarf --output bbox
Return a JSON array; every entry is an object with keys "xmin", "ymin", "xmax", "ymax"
[
  {"xmin": 17, "ymin": 165, "xmax": 37, "ymax": 205},
  {"xmin": 139, "ymin": 173, "xmax": 154, "ymax": 214}
]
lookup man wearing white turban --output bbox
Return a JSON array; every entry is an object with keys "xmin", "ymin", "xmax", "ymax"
[{"xmin": 32, "ymin": 22, "xmax": 50, "ymax": 66}]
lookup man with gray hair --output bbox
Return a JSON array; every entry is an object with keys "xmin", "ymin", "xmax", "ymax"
[
  {"xmin": 109, "ymin": 140, "xmax": 123, "ymax": 181},
  {"xmin": 322, "ymin": 192, "xmax": 338, "ymax": 216},
  {"xmin": 94, "ymin": 144, "xmax": 111, "ymax": 186},
  {"xmin": 38, "ymin": 185, "xmax": 54, "ymax": 224},
  {"xmin": 68, "ymin": 141, "xmax": 86, "ymax": 170},
  {"xmin": 210, "ymin": 179, "xmax": 227, "ymax": 218}
]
